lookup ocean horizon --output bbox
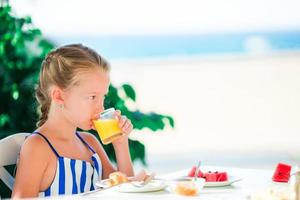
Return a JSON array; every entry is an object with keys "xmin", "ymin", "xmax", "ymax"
[{"xmin": 50, "ymin": 30, "xmax": 300, "ymax": 60}]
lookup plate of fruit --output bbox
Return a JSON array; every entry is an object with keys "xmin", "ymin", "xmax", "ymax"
[{"xmin": 186, "ymin": 166, "xmax": 242, "ymax": 187}]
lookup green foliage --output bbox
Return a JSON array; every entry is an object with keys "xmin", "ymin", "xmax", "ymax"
[
  {"xmin": 0, "ymin": 3, "xmax": 53, "ymax": 135},
  {"xmin": 0, "ymin": 3, "xmax": 174, "ymax": 164}
]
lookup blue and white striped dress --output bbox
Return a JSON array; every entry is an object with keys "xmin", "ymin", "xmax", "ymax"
[{"xmin": 32, "ymin": 132, "xmax": 102, "ymax": 197}]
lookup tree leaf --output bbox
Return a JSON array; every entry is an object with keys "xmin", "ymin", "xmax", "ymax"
[{"xmin": 122, "ymin": 84, "xmax": 136, "ymax": 101}]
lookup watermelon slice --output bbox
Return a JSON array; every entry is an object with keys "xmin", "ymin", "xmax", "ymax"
[
  {"xmin": 272, "ymin": 163, "xmax": 291, "ymax": 182},
  {"xmin": 204, "ymin": 171, "xmax": 217, "ymax": 181},
  {"xmin": 216, "ymin": 172, "xmax": 228, "ymax": 181},
  {"xmin": 204, "ymin": 171, "xmax": 228, "ymax": 182},
  {"xmin": 188, "ymin": 166, "xmax": 204, "ymax": 178},
  {"xmin": 188, "ymin": 167, "xmax": 228, "ymax": 182}
]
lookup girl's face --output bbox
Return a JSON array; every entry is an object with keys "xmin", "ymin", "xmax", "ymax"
[{"xmin": 62, "ymin": 68, "xmax": 110, "ymax": 130}]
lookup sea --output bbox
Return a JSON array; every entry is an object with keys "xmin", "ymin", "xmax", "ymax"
[{"xmin": 51, "ymin": 30, "xmax": 300, "ymax": 60}]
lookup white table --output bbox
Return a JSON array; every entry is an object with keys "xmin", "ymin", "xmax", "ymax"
[{"xmin": 78, "ymin": 166, "xmax": 291, "ymax": 200}]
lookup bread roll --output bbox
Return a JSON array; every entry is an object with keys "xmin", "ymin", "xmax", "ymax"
[{"xmin": 108, "ymin": 171, "xmax": 128, "ymax": 186}]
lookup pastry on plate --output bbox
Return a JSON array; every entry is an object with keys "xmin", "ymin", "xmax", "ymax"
[{"xmin": 107, "ymin": 171, "xmax": 128, "ymax": 186}]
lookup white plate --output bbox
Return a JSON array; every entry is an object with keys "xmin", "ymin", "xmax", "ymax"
[
  {"xmin": 172, "ymin": 176, "xmax": 242, "ymax": 187},
  {"xmin": 95, "ymin": 179, "xmax": 112, "ymax": 189},
  {"xmin": 95, "ymin": 179, "xmax": 168, "ymax": 193},
  {"xmin": 116, "ymin": 180, "xmax": 168, "ymax": 193},
  {"xmin": 204, "ymin": 177, "xmax": 242, "ymax": 187}
]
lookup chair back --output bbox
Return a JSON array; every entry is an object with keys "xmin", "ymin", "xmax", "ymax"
[{"xmin": 0, "ymin": 133, "xmax": 30, "ymax": 191}]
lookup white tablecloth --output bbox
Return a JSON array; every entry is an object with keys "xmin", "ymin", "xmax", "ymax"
[{"xmin": 77, "ymin": 165, "xmax": 292, "ymax": 200}]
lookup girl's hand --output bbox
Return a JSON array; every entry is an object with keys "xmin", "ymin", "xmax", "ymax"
[
  {"xmin": 112, "ymin": 110, "xmax": 133, "ymax": 145},
  {"xmin": 116, "ymin": 110, "xmax": 133, "ymax": 135}
]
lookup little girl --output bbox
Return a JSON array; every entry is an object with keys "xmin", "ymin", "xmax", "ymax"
[{"xmin": 12, "ymin": 44, "xmax": 134, "ymax": 198}]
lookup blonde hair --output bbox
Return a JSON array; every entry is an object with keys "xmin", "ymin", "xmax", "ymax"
[{"xmin": 35, "ymin": 44, "xmax": 110, "ymax": 127}]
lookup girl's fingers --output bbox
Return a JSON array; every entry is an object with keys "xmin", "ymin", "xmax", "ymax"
[
  {"xmin": 121, "ymin": 123, "xmax": 129, "ymax": 133},
  {"xmin": 112, "ymin": 109, "xmax": 132, "ymax": 134},
  {"xmin": 119, "ymin": 116, "xmax": 127, "ymax": 128},
  {"xmin": 114, "ymin": 110, "xmax": 122, "ymax": 120},
  {"xmin": 122, "ymin": 121, "xmax": 132, "ymax": 134}
]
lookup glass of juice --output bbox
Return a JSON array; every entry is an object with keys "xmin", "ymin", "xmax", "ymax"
[{"xmin": 93, "ymin": 108, "xmax": 123, "ymax": 144}]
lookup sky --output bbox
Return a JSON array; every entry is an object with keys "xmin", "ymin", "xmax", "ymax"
[{"xmin": 10, "ymin": 0, "xmax": 300, "ymax": 36}]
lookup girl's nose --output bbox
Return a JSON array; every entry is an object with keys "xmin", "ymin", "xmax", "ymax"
[{"xmin": 96, "ymin": 105, "xmax": 104, "ymax": 114}]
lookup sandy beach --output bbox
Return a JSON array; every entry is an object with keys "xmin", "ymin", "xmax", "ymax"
[{"xmin": 109, "ymin": 52, "xmax": 300, "ymax": 172}]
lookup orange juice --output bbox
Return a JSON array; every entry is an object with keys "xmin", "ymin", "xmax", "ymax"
[{"xmin": 93, "ymin": 119, "xmax": 122, "ymax": 144}]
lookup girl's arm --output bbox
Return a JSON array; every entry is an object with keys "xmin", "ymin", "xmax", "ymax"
[
  {"xmin": 112, "ymin": 138, "xmax": 134, "ymax": 176},
  {"xmin": 85, "ymin": 110, "xmax": 134, "ymax": 179},
  {"xmin": 81, "ymin": 131, "xmax": 134, "ymax": 179},
  {"xmin": 12, "ymin": 136, "xmax": 49, "ymax": 198},
  {"xmin": 111, "ymin": 112, "xmax": 134, "ymax": 176}
]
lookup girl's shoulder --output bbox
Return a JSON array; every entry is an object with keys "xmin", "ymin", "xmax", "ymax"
[
  {"xmin": 23, "ymin": 133, "xmax": 50, "ymax": 148},
  {"xmin": 20, "ymin": 133, "xmax": 54, "ymax": 162}
]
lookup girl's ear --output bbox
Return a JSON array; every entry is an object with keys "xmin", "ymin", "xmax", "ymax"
[{"xmin": 51, "ymin": 86, "xmax": 65, "ymax": 105}]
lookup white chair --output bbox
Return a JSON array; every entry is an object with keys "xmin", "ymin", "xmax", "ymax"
[{"xmin": 0, "ymin": 133, "xmax": 30, "ymax": 192}]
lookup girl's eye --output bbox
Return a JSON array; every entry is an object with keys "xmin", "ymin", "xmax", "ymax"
[{"xmin": 89, "ymin": 96, "xmax": 96, "ymax": 100}]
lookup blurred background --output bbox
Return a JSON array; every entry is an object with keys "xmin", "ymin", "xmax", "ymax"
[{"xmin": 4, "ymin": 0, "xmax": 300, "ymax": 173}]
